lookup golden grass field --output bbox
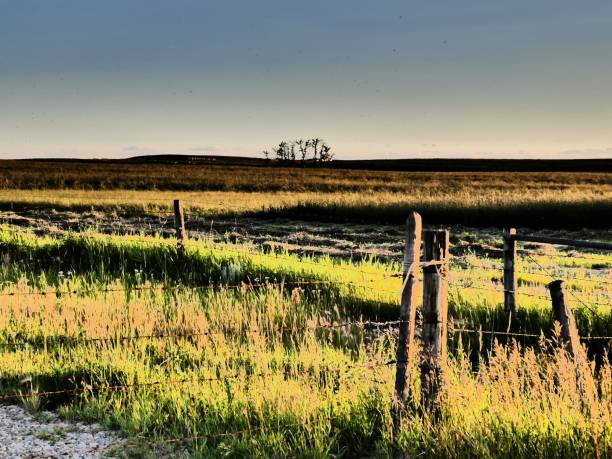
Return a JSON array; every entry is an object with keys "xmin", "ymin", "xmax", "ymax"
[
  {"xmin": 2, "ymin": 159, "xmax": 610, "ymax": 192},
  {"xmin": 2, "ymin": 160, "xmax": 611, "ymax": 227}
]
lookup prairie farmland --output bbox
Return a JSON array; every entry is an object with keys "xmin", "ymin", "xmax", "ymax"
[{"xmin": 0, "ymin": 159, "xmax": 610, "ymax": 458}]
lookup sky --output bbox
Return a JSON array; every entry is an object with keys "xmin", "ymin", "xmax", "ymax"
[{"xmin": 1, "ymin": 0, "xmax": 612, "ymax": 160}]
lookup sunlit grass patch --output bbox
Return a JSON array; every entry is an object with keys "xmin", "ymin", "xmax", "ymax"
[{"xmin": 0, "ymin": 228, "xmax": 610, "ymax": 457}]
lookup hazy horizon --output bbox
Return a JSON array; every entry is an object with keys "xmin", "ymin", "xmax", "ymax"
[
  {"xmin": 4, "ymin": 150, "xmax": 612, "ymax": 161},
  {"xmin": 1, "ymin": 1, "xmax": 612, "ymax": 160}
]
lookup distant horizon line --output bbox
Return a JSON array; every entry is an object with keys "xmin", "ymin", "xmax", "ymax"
[{"xmin": 6, "ymin": 153, "xmax": 612, "ymax": 162}]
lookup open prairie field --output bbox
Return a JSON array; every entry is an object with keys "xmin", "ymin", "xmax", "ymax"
[
  {"xmin": 0, "ymin": 229, "xmax": 610, "ymax": 457},
  {"xmin": 0, "ymin": 159, "xmax": 611, "ymax": 457},
  {"xmin": 2, "ymin": 159, "xmax": 612, "ymax": 228},
  {"xmin": 4, "ymin": 0, "xmax": 612, "ymax": 456}
]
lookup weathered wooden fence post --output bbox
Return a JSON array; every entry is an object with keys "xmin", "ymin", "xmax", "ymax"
[
  {"xmin": 393, "ymin": 212, "xmax": 422, "ymax": 435},
  {"xmin": 420, "ymin": 229, "xmax": 449, "ymax": 417},
  {"xmin": 547, "ymin": 279, "xmax": 595, "ymax": 410},
  {"xmin": 548, "ymin": 280, "xmax": 581, "ymax": 357},
  {"xmin": 173, "ymin": 199, "xmax": 186, "ymax": 255},
  {"xmin": 503, "ymin": 228, "xmax": 517, "ymax": 327}
]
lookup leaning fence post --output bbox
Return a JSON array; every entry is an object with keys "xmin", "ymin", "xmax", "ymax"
[
  {"xmin": 548, "ymin": 280, "xmax": 581, "ymax": 357},
  {"xmin": 547, "ymin": 279, "xmax": 595, "ymax": 410},
  {"xmin": 420, "ymin": 229, "xmax": 449, "ymax": 417},
  {"xmin": 503, "ymin": 228, "xmax": 517, "ymax": 327},
  {"xmin": 173, "ymin": 199, "xmax": 186, "ymax": 255},
  {"xmin": 393, "ymin": 212, "xmax": 422, "ymax": 433}
]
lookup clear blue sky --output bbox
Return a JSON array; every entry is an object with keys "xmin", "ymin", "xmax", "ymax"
[{"xmin": 1, "ymin": 0, "xmax": 611, "ymax": 159}]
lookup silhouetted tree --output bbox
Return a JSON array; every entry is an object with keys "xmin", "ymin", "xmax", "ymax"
[
  {"xmin": 296, "ymin": 139, "xmax": 308, "ymax": 161},
  {"xmin": 319, "ymin": 143, "xmax": 334, "ymax": 162},
  {"xmin": 274, "ymin": 141, "xmax": 289, "ymax": 161},
  {"xmin": 310, "ymin": 138, "xmax": 321, "ymax": 162},
  {"xmin": 263, "ymin": 138, "xmax": 333, "ymax": 164}
]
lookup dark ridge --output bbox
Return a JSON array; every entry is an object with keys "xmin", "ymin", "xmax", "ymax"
[
  {"xmin": 333, "ymin": 158, "xmax": 612, "ymax": 172},
  {"xmin": 18, "ymin": 155, "xmax": 612, "ymax": 172}
]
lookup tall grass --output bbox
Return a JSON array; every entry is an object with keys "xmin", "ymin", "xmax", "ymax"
[
  {"xmin": 0, "ymin": 228, "xmax": 609, "ymax": 341},
  {"xmin": 0, "ymin": 282, "xmax": 609, "ymax": 457},
  {"xmin": 2, "ymin": 160, "xmax": 610, "ymax": 192},
  {"xmin": 0, "ymin": 228, "xmax": 609, "ymax": 456},
  {"xmin": 1, "ymin": 168, "xmax": 611, "ymax": 228}
]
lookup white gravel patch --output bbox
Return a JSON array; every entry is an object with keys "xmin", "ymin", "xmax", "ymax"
[{"xmin": 0, "ymin": 405, "xmax": 125, "ymax": 459}]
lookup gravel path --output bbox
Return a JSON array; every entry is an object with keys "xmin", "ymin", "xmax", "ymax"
[{"xmin": 0, "ymin": 405, "xmax": 124, "ymax": 459}]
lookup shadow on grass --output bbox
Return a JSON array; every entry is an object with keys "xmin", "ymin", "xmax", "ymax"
[{"xmin": 254, "ymin": 200, "xmax": 612, "ymax": 229}]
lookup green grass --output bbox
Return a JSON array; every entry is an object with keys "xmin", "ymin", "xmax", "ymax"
[
  {"xmin": 0, "ymin": 228, "xmax": 610, "ymax": 457},
  {"xmin": 1, "ymin": 228, "xmax": 609, "ymax": 335}
]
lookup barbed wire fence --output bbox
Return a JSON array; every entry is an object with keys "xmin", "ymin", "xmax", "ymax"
[{"xmin": 0, "ymin": 201, "xmax": 610, "ymax": 457}]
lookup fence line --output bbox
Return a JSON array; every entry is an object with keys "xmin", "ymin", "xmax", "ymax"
[
  {"xmin": 0, "ymin": 280, "xmax": 333, "ymax": 298},
  {"xmin": 452, "ymin": 246, "xmax": 612, "ymax": 265},
  {"xmin": 0, "ymin": 372, "xmax": 269, "ymax": 403},
  {"xmin": 1, "ymin": 203, "xmax": 611, "ymax": 456},
  {"xmin": 0, "ymin": 273, "xmax": 606, "ymax": 351},
  {"xmin": 0, "ymin": 357, "xmax": 403, "ymax": 404},
  {"xmin": 0, "ymin": 276, "xmax": 406, "ymax": 299},
  {"xmin": 450, "ymin": 284, "xmax": 550, "ymax": 300},
  {"xmin": 524, "ymin": 253, "xmax": 607, "ymax": 318},
  {"xmin": 451, "ymin": 328, "xmax": 541, "ymax": 338},
  {"xmin": 457, "ymin": 284, "xmax": 611, "ymax": 309},
  {"xmin": 0, "ymin": 319, "xmax": 408, "ymax": 350},
  {"xmin": 96, "ymin": 233, "xmax": 405, "ymax": 278},
  {"xmin": 152, "ymin": 233, "xmax": 612, "ymax": 292},
  {"xmin": 2, "ymin": 318, "xmax": 610, "ymax": 352},
  {"xmin": 0, "ymin": 314, "xmax": 612, "ymax": 358},
  {"xmin": 451, "ymin": 328, "xmax": 611, "ymax": 341},
  {"xmin": 517, "ymin": 270, "xmax": 612, "ymax": 286}
]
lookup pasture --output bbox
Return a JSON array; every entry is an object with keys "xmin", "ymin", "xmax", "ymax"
[
  {"xmin": 0, "ymin": 159, "xmax": 610, "ymax": 457},
  {"xmin": 1, "ymin": 159, "xmax": 612, "ymax": 228}
]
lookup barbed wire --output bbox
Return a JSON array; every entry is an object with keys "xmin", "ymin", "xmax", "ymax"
[
  {"xmin": 0, "ymin": 372, "xmax": 269, "ymax": 403},
  {"xmin": 0, "ymin": 356, "xmax": 402, "ymax": 404},
  {"xmin": 0, "ymin": 280, "xmax": 333, "ymax": 298},
  {"xmin": 2, "ymin": 221, "xmax": 608, "ymax": 298},
  {"xmin": 518, "ymin": 270, "xmax": 612, "ymax": 287},
  {"xmin": 2, "ymin": 324, "xmax": 606, "ymax": 401},
  {"xmin": 457, "ymin": 244, "xmax": 612, "ymax": 262},
  {"xmin": 451, "ymin": 328, "xmax": 541, "ymax": 338},
  {"xmin": 451, "ymin": 281, "xmax": 611, "ymax": 308},
  {"xmin": 0, "ymin": 274, "xmax": 408, "ymax": 299},
  {"xmin": 0, "ymin": 319, "xmax": 408, "ymax": 350},
  {"xmin": 449, "ymin": 283, "xmax": 550, "ymax": 300},
  {"xmin": 524, "ymin": 253, "xmax": 609, "ymax": 316},
  {"xmin": 2, "ymin": 202, "xmax": 259, "ymax": 213},
  {"xmin": 108, "ymin": 234, "xmax": 404, "ymax": 279},
  {"xmin": 451, "ymin": 327, "xmax": 612, "ymax": 341},
  {"xmin": 2, "ymin": 313, "xmax": 609, "ymax": 353}
]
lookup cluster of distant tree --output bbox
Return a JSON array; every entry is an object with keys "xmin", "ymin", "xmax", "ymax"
[{"xmin": 262, "ymin": 138, "xmax": 334, "ymax": 163}]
